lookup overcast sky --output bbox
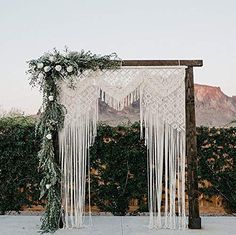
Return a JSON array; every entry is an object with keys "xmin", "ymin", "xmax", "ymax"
[{"xmin": 0, "ymin": 0, "xmax": 235, "ymax": 114}]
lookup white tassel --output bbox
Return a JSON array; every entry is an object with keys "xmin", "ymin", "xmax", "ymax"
[
  {"xmin": 59, "ymin": 104, "xmax": 98, "ymax": 228},
  {"xmin": 141, "ymin": 114, "xmax": 186, "ymax": 229}
]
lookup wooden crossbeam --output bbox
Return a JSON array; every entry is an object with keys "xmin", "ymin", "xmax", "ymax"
[{"xmin": 122, "ymin": 60, "xmax": 203, "ymax": 67}]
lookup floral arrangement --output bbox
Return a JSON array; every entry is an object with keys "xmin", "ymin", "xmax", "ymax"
[{"xmin": 27, "ymin": 49, "xmax": 121, "ymax": 233}]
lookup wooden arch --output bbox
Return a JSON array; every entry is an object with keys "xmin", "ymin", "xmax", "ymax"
[{"xmin": 54, "ymin": 59, "xmax": 203, "ymax": 229}]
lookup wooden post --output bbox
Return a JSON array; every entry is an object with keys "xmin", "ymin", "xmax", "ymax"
[{"xmin": 185, "ymin": 66, "xmax": 201, "ymax": 229}]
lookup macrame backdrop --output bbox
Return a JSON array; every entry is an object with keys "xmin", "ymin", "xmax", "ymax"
[{"xmin": 58, "ymin": 66, "xmax": 186, "ymax": 229}]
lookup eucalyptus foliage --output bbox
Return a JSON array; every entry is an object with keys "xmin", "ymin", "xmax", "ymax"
[{"xmin": 27, "ymin": 49, "xmax": 121, "ymax": 233}]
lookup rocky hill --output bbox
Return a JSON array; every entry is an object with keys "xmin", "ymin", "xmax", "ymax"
[
  {"xmin": 99, "ymin": 84, "xmax": 236, "ymax": 127},
  {"xmin": 195, "ymin": 84, "xmax": 236, "ymax": 126}
]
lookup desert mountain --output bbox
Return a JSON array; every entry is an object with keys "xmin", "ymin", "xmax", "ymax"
[{"xmin": 195, "ymin": 84, "xmax": 236, "ymax": 127}]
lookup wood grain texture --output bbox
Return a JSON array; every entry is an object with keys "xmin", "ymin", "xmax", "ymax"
[
  {"xmin": 122, "ymin": 60, "xmax": 203, "ymax": 67},
  {"xmin": 185, "ymin": 66, "xmax": 201, "ymax": 229}
]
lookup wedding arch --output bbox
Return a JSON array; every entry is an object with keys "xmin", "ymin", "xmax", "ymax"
[{"xmin": 28, "ymin": 50, "xmax": 203, "ymax": 233}]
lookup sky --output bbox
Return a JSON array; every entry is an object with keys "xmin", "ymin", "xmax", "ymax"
[{"xmin": 0, "ymin": 0, "xmax": 236, "ymax": 114}]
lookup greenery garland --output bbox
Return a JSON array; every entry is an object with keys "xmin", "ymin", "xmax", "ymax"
[{"xmin": 27, "ymin": 49, "xmax": 121, "ymax": 233}]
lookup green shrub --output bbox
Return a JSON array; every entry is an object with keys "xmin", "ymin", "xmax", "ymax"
[
  {"xmin": 0, "ymin": 116, "xmax": 236, "ymax": 215},
  {"xmin": 197, "ymin": 127, "xmax": 236, "ymax": 213},
  {"xmin": 0, "ymin": 116, "xmax": 41, "ymax": 214},
  {"xmin": 89, "ymin": 123, "xmax": 148, "ymax": 215}
]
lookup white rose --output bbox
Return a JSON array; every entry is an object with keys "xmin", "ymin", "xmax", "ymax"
[
  {"xmin": 46, "ymin": 184, "xmax": 51, "ymax": 189},
  {"xmin": 48, "ymin": 95, "xmax": 54, "ymax": 101},
  {"xmin": 46, "ymin": 133, "xmax": 52, "ymax": 140},
  {"xmin": 66, "ymin": 66, "xmax": 73, "ymax": 73},
  {"xmin": 49, "ymin": 56, "xmax": 55, "ymax": 62},
  {"xmin": 44, "ymin": 66, "xmax": 51, "ymax": 73},
  {"xmin": 55, "ymin": 65, "xmax": 62, "ymax": 72},
  {"xmin": 37, "ymin": 62, "xmax": 44, "ymax": 69},
  {"xmin": 38, "ymin": 73, "xmax": 45, "ymax": 79}
]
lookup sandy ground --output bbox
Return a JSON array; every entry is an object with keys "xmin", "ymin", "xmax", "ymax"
[{"xmin": 0, "ymin": 216, "xmax": 235, "ymax": 235}]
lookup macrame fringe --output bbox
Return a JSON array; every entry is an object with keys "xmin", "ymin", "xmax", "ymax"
[
  {"xmin": 59, "ymin": 105, "xmax": 98, "ymax": 228},
  {"xmin": 142, "ymin": 115, "xmax": 186, "ymax": 229}
]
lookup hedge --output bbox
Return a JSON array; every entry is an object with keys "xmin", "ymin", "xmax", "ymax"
[
  {"xmin": 0, "ymin": 116, "xmax": 236, "ymax": 215},
  {"xmin": 0, "ymin": 116, "xmax": 41, "ymax": 214},
  {"xmin": 197, "ymin": 126, "xmax": 236, "ymax": 212},
  {"xmin": 89, "ymin": 122, "xmax": 148, "ymax": 215}
]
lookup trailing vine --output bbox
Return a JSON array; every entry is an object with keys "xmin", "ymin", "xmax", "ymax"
[{"xmin": 27, "ymin": 49, "xmax": 121, "ymax": 233}]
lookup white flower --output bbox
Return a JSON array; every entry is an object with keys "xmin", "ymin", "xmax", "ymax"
[
  {"xmin": 48, "ymin": 95, "xmax": 54, "ymax": 101},
  {"xmin": 46, "ymin": 184, "xmax": 51, "ymax": 189},
  {"xmin": 44, "ymin": 66, "xmax": 51, "ymax": 73},
  {"xmin": 55, "ymin": 65, "xmax": 62, "ymax": 72},
  {"xmin": 66, "ymin": 66, "xmax": 73, "ymax": 73},
  {"xmin": 38, "ymin": 73, "xmax": 45, "ymax": 79},
  {"xmin": 46, "ymin": 133, "xmax": 52, "ymax": 140},
  {"xmin": 49, "ymin": 56, "xmax": 55, "ymax": 62},
  {"xmin": 37, "ymin": 62, "xmax": 44, "ymax": 69}
]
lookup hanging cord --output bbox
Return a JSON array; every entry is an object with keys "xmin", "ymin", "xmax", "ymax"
[{"xmin": 88, "ymin": 147, "xmax": 93, "ymax": 226}]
